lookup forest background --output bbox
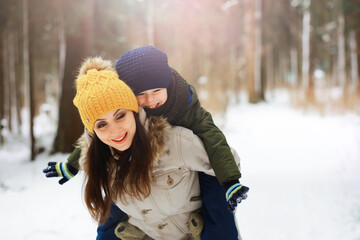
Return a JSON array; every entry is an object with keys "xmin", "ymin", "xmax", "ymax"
[{"xmin": 1, "ymin": 0, "xmax": 360, "ymax": 160}]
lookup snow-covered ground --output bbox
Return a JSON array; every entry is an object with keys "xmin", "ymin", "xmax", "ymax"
[
  {"xmin": 225, "ymin": 101, "xmax": 360, "ymax": 240},
  {"xmin": 1, "ymin": 95, "xmax": 360, "ymax": 240}
]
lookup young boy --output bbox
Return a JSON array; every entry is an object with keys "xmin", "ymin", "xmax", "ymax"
[{"xmin": 43, "ymin": 46, "xmax": 249, "ymax": 239}]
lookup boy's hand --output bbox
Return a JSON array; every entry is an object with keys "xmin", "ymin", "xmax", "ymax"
[
  {"xmin": 43, "ymin": 161, "xmax": 79, "ymax": 185},
  {"xmin": 225, "ymin": 182, "xmax": 249, "ymax": 212}
]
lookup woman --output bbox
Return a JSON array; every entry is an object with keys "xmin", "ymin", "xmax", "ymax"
[{"xmin": 73, "ymin": 57, "xmax": 241, "ymax": 239}]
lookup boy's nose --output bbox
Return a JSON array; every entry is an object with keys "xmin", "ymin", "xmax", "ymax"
[{"xmin": 145, "ymin": 95, "xmax": 154, "ymax": 103}]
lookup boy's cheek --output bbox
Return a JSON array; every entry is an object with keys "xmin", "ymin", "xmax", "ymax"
[
  {"xmin": 161, "ymin": 95, "xmax": 168, "ymax": 104},
  {"xmin": 136, "ymin": 97, "xmax": 143, "ymax": 106}
]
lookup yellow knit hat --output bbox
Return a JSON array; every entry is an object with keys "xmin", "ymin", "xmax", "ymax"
[{"xmin": 73, "ymin": 58, "xmax": 138, "ymax": 133}]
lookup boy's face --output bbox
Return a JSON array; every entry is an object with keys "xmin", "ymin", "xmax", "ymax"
[{"xmin": 136, "ymin": 88, "xmax": 168, "ymax": 109}]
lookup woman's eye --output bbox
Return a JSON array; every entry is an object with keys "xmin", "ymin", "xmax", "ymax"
[
  {"xmin": 97, "ymin": 123, "xmax": 106, "ymax": 129},
  {"xmin": 116, "ymin": 113, "xmax": 126, "ymax": 120}
]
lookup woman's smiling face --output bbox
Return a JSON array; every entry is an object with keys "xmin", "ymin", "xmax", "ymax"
[{"xmin": 94, "ymin": 109, "xmax": 136, "ymax": 152}]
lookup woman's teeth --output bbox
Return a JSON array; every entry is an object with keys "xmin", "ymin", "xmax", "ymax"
[{"xmin": 113, "ymin": 133, "xmax": 126, "ymax": 142}]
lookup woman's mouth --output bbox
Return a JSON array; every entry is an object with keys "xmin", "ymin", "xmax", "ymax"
[{"xmin": 111, "ymin": 133, "xmax": 128, "ymax": 144}]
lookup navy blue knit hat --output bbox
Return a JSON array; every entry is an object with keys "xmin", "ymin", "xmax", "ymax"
[{"xmin": 115, "ymin": 46, "xmax": 172, "ymax": 95}]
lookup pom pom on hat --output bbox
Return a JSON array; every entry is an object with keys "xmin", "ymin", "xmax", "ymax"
[
  {"xmin": 73, "ymin": 57, "xmax": 138, "ymax": 133},
  {"xmin": 115, "ymin": 46, "xmax": 172, "ymax": 95},
  {"xmin": 77, "ymin": 56, "xmax": 114, "ymax": 77}
]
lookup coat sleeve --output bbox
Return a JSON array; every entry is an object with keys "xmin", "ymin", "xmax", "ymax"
[
  {"xmin": 67, "ymin": 147, "xmax": 81, "ymax": 170},
  {"xmin": 175, "ymin": 127, "xmax": 241, "ymax": 178},
  {"xmin": 70, "ymin": 128, "xmax": 92, "ymax": 170},
  {"xmin": 175, "ymin": 85, "xmax": 241, "ymax": 184}
]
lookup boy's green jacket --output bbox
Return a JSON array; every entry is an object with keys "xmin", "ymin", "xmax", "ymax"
[
  {"xmin": 174, "ymin": 85, "xmax": 241, "ymax": 184},
  {"xmin": 67, "ymin": 85, "xmax": 241, "ymax": 185}
]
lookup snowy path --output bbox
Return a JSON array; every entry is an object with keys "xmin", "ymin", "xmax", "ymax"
[
  {"xmin": 226, "ymin": 103, "xmax": 360, "ymax": 240},
  {"xmin": 1, "ymin": 101, "xmax": 360, "ymax": 240},
  {"xmin": 0, "ymin": 150, "xmax": 97, "ymax": 239}
]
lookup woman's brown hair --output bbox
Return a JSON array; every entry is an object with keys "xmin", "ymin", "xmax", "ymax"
[{"xmin": 83, "ymin": 112, "xmax": 154, "ymax": 224}]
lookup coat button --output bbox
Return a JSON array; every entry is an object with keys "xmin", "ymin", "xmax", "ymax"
[
  {"xmin": 167, "ymin": 175, "xmax": 174, "ymax": 186},
  {"xmin": 117, "ymin": 225, "xmax": 125, "ymax": 233},
  {"xmin": 158, "ymin": 223, "xmax": 168, "ymax": 230},
  {"xmin": 141, "ymin": 209, "xmax": 152, "ymax": 215}
]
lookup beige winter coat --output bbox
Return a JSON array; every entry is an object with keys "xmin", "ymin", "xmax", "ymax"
[{"xmin": 79, "ymin": 109, "xmax": 241, "ymax": 240}]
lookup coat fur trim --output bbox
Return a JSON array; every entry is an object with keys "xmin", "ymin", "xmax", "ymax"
[
  {"xmin": 146, "ymin": 115, "xmax": 169, "ymax": 164},
  {"xmin": 75, "ymin": 130, "xmax": 90, "ymax": 170}
]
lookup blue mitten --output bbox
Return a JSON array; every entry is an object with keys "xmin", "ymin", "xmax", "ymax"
[
  {"xmin": 224, "ymin": 181, "xmax": 249, "ymax": 212},
  {"xmin": 43, "ymin": 161, "xmax": 79, "ymax": 185}
]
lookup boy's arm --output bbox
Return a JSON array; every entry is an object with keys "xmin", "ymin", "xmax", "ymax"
[
  {"xmin": 42, "ymin": 147, "xmax": 80, "ymax": 185},
  {"xmin": 176, "ymin": 85, "xmax": 241, "ymax": 184},
  {"xmin": 67, "ymin": 147, "xmax": 81, "ymax": 169},
  {"xmin": 178, "ymin": 85, "xmax": 249, "ymax": 211}
]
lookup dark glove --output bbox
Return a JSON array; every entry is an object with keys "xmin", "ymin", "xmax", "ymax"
[
  {"xmin": 43, "ymin": 161, "xmax": 79, "ymax": 185},
  {"xmin": 224, "ymin": 181, "xmax": 249, "ymax": 212}
]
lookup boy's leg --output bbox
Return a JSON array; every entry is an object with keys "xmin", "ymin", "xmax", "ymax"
[
  {"xmin": 198, "ymin": 172, "xmax": 239, "ymax": 240},
  {"xmin": 96, "ymin": 203, "xmax": 128, "ymax": 240}
]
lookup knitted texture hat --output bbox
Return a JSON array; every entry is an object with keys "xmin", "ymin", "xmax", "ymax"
[
  {"xmin": 115, "ymin": 46, "xmax": 172, "ymax": 95},
  {"xmin": 73, "ymin": 57, "xmax": 138, "ymax": 133}
]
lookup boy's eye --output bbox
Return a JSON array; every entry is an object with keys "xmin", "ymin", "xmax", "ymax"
[
  {"xmin": 153, "ymin": 89, "xmax": 161, "ymax": 93},
  {"xmin": 137, "ymin": 93, "xmax": 145, "ymax": 96}
]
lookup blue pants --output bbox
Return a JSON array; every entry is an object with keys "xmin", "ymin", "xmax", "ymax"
[
  {"xmin": 198, "ymin": 172, "xmax": 238, "ymax": 240},
  {"xmin": 96, "ymin": 204, "xmax": 128, "ymax": 240},
  {"xmin": 97, "ymin": 172, "xmax": 238, "ymax": 240}
]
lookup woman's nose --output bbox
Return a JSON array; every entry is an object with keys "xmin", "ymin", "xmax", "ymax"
[{"xmin": 109, "ymin": 124, "xmax": 122, "ymax": 137}]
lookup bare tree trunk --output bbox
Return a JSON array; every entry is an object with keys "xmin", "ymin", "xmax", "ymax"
[
  {"xmin": 29, "ymin": 51, "xmax": 36, "ymax": 161},
  {"xmin": 356, "ymin": 28, "xmax": 360, "ymax": 94},
  {"xmin": 57, "ymin": 1, "xmax": 66, "ymax": 99},
  {"xmin": 8, "ymin": 32, "xmax": 19, "ymax": 135},
  {"xmin": 3, "ymin": 29, "xmax": 11, "ymax": 133},
  {"xmin": 307, "ymin": 33, "xmax": 315, "ymax": 103},
  {"xmin": 349, "ymin": 30, "xmax": 358, "ymax": 91},
  {"xmin": 147, "ymin": 0, "xmax": 154, "ymax": 46},
  {"xmin": 290, "ymin": 47, "xmax": 298, "ymax": 86},
  {"xmin": 14, "ymin": 31, "xmax": 22, "ymax": 128},
  {"xmin": 260, "ymin": 48, "xmax": 266, "ymax": 101},
  {"xmin": 22, "ymin": 0, "xmax": 36, "ymax": 160},
  {"xmin": 337, "ymin": 10, "xmax": 346, "ymax": 96},
  {"xmin": 0, "ymin": 29, "xmax": 4, "ymax": 145},
  {"xmin": 276, "ymin": 51, "xmax": 281, "ymax": 86},
  {"xmin": 245, "ymin": 0, "xmax": 257, "ymax": 103},
  {"xmin": 266, "ymin": 45, "xmax": 275, "ymax": 96},
  {"xmin": 302, "ymin": 0, "xmax": 310, "ymax": 92},
  {"xmin": 279, "ymin": 51, "xmax": 285, "ymax": 83},
  {"xmin": 302, "ymin": 0, "xmax": 314, "ymax": 102},
  {"xmin": 255, "ymin": 0, "xmax": 264, "ymax": 101},
  {"xmin": 52, "ymin": 0, "xmax": 94, "ymax": 153}
]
